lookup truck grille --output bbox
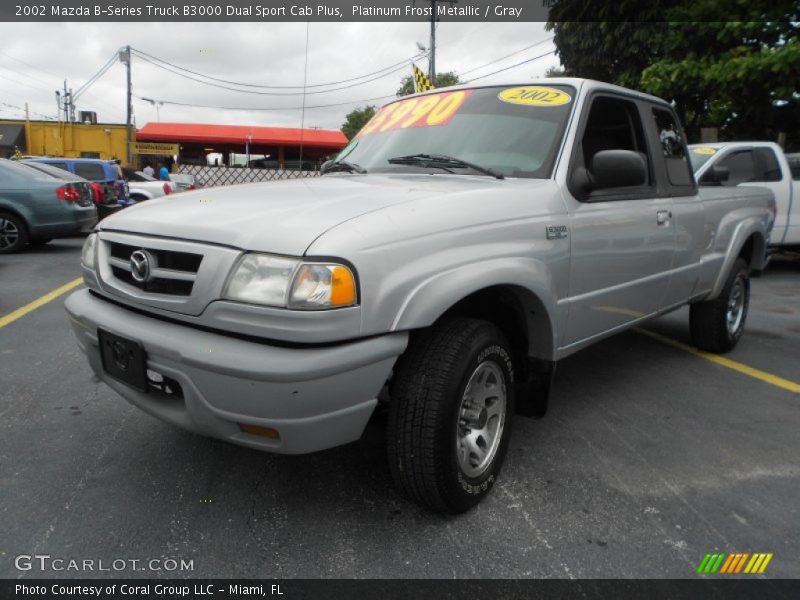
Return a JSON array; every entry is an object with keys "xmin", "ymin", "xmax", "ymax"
[{"xmin": 107, "ymin": 242, "xmax": 203, "ymax": 297}]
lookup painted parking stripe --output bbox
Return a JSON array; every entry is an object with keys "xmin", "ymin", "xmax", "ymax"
[
  {"xmin": 636, "ymin": 328, "xmax": 800, "ymax": 394},
  {"xmin": 0, "ymin": 277, "xmax": 82, "ymax": 329}
]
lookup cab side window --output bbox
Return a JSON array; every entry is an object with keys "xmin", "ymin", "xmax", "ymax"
[
  {"xmin": 652, "ymin": 108, "xmax": 693, "ymax": 186},
  {"xmin": 716, "ymin": 150, "xmax": 757, "ymax": 186},
  {"xmin": 753, "ymin": 148, "xmax": 782, "ymax": 182},
  {"xmin": 581, "ymin": 96, "xmax": 650, "ymax": 186}
]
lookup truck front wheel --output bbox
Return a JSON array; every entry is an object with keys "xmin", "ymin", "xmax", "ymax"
[
  {"xmin": 387, "ymin": 317, "xmax": 515, "ymax": 513},
  {"xmin": 690, "ymin": 257, "xmax": 750, "ymax": 353}
]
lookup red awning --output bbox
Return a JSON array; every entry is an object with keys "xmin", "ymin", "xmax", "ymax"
[{"xmin": 136, "ymin": 122, "xmax": 348, "ymax": 150}]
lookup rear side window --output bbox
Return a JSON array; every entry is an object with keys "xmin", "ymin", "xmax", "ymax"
[
  {"xmin": 717, "ymin": 150, "xmax": 757, "ymax": 186},
  {"xmin": 788, "ymin": 157, "xmax": 800, "ymax": 181},
  {"xmin": 48, "ymin": 162, "xmax": 69, "ymax": 171},
  {"xmin": 753, "ymin": 148, "xmax": 782, "ymax": 182},
  {"xmin": 652, "ymin": 108, "xmax": 693, "ymax": 186},
  {"xmin": 74, "ymin": 163, "xmax": 107, "ymax": 181}
]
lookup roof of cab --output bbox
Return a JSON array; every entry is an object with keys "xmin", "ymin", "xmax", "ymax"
[{"xmin": 396, "ymin": 77, "xmax": 673, "ymax": 107}]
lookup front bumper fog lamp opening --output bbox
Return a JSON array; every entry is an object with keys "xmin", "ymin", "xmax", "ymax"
[
  {"xmin": 146, "ymin": 368, "xmax": 183, "ymax": 399},
  {"xmin": 239, "ymin": 423, "xmax": 281, "ymax": 440}
]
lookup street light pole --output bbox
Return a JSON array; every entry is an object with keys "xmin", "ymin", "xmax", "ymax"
[
  {"xmin": 427, "ymin": 0, "xmax": 457, "ymax": 86},
  {"xmin": 118, "ymin": 46, "xmax": 132, "ymax": 166}
]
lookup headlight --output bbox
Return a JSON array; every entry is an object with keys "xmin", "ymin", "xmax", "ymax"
[
  {"xmin": 81, "ymin": 233, "xmax": 97, "ymax": 269},
  {"xmin": 223, "ymin": 254, "xmax": 357, "ymax": 310},
  {"xmin": 288, "ymin": 264, "xmax": 357, "ymax": 310}
]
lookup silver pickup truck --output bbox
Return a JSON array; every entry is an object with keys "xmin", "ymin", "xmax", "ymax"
[{"xmin": 66, "ymin": 79, "xmax": 775, "ymax": 513}]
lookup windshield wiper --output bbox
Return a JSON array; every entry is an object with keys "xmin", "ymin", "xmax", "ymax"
[
  {"xmin": 387, "ymin": 153, "xmax": 504, "ymax": 180},
  {"xmin": 321, "ymin": 160, "xmax": 367, "ymax": 175}
]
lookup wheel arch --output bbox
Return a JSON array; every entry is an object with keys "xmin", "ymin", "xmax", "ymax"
[
  {"xmin": 0, "ymin": 204, "xmax": 31, "ymax": 236},
  {"xmin": 708, "ymin": 221, "xmax": 767, "ymax": 299},
  {"xmin": 390, "ymin": 258, "xmax": 559, "ymax": 362}
]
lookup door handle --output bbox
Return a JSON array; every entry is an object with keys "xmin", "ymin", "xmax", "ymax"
[{"xmin": 657, "ymin": 210, "xmax": 672, "ymax": 226}]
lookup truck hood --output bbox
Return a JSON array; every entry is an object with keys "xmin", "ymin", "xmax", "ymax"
[{"xmin": 99, "ymin": 174, "xmax": 518, "ymax": 255}]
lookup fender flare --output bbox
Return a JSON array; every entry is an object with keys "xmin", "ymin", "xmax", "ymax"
[
  {"xmin": 709, "ymin": 218, "xmax": 767, "ymax": 299},
  {"xmin": 390, "ymin": 257, "xmax": 560, "ymax": 361}
]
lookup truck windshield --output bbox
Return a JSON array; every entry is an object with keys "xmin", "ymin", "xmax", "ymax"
[
  {"xmin": 335, "ymin": 85, "xmax": 576, "ymax": 179},
  {"xmin": 688, "ymin": 146, "xmax": 719, "ymax": 172}
]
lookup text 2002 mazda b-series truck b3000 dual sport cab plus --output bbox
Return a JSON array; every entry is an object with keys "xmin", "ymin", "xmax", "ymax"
[{"xmin": 66, "ymin": 79, "xmax": 775, "ymax": 513}]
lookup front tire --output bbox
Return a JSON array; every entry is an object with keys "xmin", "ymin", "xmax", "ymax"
[
  {"xmin": 0, "ymin": 212, "xmax": 28, "ymax": 254},
  {"xmin": 690, "ymin": 257, "xmax": 750, "ymax": 353},
  {"xmin": 387, "ymin": 318, "xmax": 515, "ymax": 513}
]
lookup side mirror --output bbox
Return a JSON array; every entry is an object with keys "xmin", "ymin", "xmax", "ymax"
[
  {"xmin": 700, "ymin": 165, "xmax": 730, "ymax": 185},
  {"xmin": 320, "ymin": 160, "xmax": 333, "ymax": 174},
  {"xmin": 590, "ymin": 150, "xmax": 648, "ymax": 189}
]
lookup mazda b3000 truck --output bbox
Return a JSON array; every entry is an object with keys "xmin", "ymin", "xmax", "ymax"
[{"xmin": 66, "ymin": 79, "xmax": 775, "ymax": 513}]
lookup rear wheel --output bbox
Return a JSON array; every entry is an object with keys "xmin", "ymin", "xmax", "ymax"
[
  {"xmin": 0, "ymin": 212, "xmax": 27, "ymax": 254},
  {"xmin": 387, "ymin": 317, "xmax": 515, "ymax": 513},
  {"xmin": 690, "ymin": 257, "xmax": 750, "ymax": 353}
]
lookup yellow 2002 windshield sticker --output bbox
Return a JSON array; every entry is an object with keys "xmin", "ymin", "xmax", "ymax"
[
  {"xmin": 356, "ymin": 90, "xmax": 472, "ymax": 138},
  {"xmin": 498, "ymin": 86, "xmax": 572, "ymax": 107},
  {"xmin": 692, "ymin": 147, "xmax": 717, "ymax": 155}
]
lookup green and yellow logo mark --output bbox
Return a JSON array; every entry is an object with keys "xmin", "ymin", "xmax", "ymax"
[{"xmin": 697, "ymin": 552, "xmax": 773, "ymax": 574}]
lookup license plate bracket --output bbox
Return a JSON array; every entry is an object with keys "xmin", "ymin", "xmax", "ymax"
[{"xmin": 98, "ymin": 329, "xmax": 149, "ymax": 393}]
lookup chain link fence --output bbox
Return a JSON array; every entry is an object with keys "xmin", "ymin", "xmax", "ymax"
[{"xmin": 177, "ymin": 164, "xmax": 321, "ymax": 187}]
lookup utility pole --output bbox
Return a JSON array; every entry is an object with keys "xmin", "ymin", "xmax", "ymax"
[
  {"xmin": 119, "ymin": 45, "xmax": 132, "ymax": 166},
  {"xmin": 427, "ymin": 0, "xmax": 457, "ymax": 86}
]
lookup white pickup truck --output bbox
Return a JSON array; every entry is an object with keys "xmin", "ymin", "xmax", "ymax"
[
  {"xmin": 67, "ymin": 79, "xmax": 776, "ymax": 513},
  {"xmin": 690, "ymin": 142, "xmax": 799, "ymax": 249}
]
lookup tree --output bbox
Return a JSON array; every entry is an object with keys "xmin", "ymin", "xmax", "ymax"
[
  {"xmin": 396, "ymin": 71, "xmax": 461, "ymax": 97},
  {"xmin": 545, "ymin": 66, "xmax": 566, "ymax": 78},
  {"xmin": 546, "ymin": 0, "xmax": 800, "ymax": 145},
  {"xmin": 341, "ymin": 105, "xmax": 376, "ymax": 140}
]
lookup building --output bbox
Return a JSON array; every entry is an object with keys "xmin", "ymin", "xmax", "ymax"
[
  {"xmin": 0, "ymin": 118, "xmax": 131, "ymax": 164},
  {"xmin": 135, "ymin": 122, "xmax": 348, "ymax": 169}
]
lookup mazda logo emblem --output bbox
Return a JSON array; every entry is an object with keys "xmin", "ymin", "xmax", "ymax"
[{"xmin": 130, "ymin": 249, "xmax": 153, "ymax": 283}]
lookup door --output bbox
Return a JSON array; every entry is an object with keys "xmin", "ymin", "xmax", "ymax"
[
  {"xmin": 563, "ymin": 95, "xmax": 675, "ymax": 346},
  {"xmin": 650, "ymin": 107, "xmax": 705, "ymax": 306}
]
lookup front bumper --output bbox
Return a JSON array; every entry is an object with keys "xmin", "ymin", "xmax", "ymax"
[{"xmin": 65, "ymin": 288, "xmax": 407, "ymax": 454}]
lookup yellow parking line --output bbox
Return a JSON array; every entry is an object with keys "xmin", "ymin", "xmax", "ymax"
[
  {"xmin": 0, "ymin": 277, "xmax": 83, "ymax": 329},
  {"xmin": 635, "ymin": 328, "xmax": 800, "ymax": 394}
]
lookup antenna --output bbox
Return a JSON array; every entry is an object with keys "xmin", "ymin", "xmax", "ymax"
[{"xmin": 298, "ymin": 22, "xmax": 310, "ymax": 173}]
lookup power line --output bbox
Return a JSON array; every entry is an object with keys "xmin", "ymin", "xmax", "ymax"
[
  {"xmin": 458, "ymin": 36, "xmax": 554, "ymax": 77},
  {"xmin": 132, "ymin": 51, "xmax": 414, "ymax": 97},
  {"xmin": 135, "ymin": 93, "xmax": 396, "ymax": 112},
  {"xmin": 131, "ymin": 47, "xmax": 426, "ymax": 90},
  {"xmin": 0, "ymin": 50, "xmax": 63, "ymax": 81},
  {"xmin": 134, "ymin": 47, "xmax": 559, "ymax": 114},
  {"xmin": 465, "ymin": 49, "xmax": 557, "ymax": 83}
]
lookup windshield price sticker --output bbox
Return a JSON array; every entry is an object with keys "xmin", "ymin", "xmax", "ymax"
[
  {"xmin": 498, "ymin": 86, "xmax": 572, "ymax": 107},
  {"xmin": 692, "ymin": 147, "xmax": 718, "ymax": 155},
  {"xmin": 357, "ymin": 90, "xmax": 473, "ymax": 138}
]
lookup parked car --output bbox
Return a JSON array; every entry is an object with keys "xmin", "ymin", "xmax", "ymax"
[
  {"xmin": 0, "ymin": 158, "xmax": 96, "ymax": 253},
  {"xmin": 66, "ymin": 79, "xmax": 774, "ymax": 512},
  {"xmin": 690, "ymin": 142, "xmax": 798, "ymax": 249},
  {"xmin": 21, "ymin": 160, "xmax": 122, "ymax": 221},
  {"xmin": 122, "ymin": 167, "xmax": 176, "ymax": 200},
  {"xmin": 169, "ymin": 173, "xmax": 203, "ymax": 192},
  {"xmin": 26, "ymin": 157, "xmax": 125, "ymax": 219}
]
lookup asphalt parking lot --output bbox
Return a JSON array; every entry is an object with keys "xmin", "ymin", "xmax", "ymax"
[{"xmin": 1, "ymin": 238, "xmax": 798, "ymax": 579}]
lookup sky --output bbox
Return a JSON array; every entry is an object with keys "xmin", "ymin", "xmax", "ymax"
[{"xmin": 0, "ymin": 22, "xmax": 560, "ymax": 132}]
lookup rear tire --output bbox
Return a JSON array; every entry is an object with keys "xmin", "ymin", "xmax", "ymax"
[
  {"xmin": 387, "ymin": 318, "xmax": 515, "ymax": 513},
  {"xmin": 0, "ymin": 212, "xmax": 28, "ymax": 254},
  {"xmin": 690, "ymin": 257, "xmax": 749, "ymax": 353}
]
